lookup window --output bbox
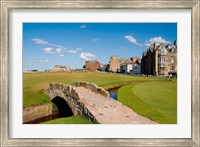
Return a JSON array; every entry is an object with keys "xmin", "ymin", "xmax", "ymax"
[
  {"xmin": 160, "ymin": 57, "xmax": 165, "ymax": 63},
  {"xmin": 171, "ymin": 48, "xmax": 175, "ymax": 54},
  {"xmin": 160, "ymin": 48, "xmax": 166, "ymax": 54},
  {"xmin": 160, "ymin": 65, "xmax": 165, "ymax": 71},
  {"xmin": 172, "ymin": 66, "xmax": 174, "ymax": 70},
  {"xmin": 134, "ymin": 64, "xmax": 137, "ymax": 69},
  {"xmin": 171, "ymin": 58, "xmax": 174, "ymax": 63}
]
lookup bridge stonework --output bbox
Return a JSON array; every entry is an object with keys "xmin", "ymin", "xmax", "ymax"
[
  {"xmin": 71, "ymin": 82, "xmax": 109, "ymax": 97},
  {"xmin": 43, "ymin": 82, "xmax": 97, "ymax": 122},
  {"xmin": 43, "ymin": 82, "xmax": 156, "ymax": 124}
]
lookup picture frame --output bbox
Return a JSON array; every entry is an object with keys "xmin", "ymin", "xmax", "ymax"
[{"xmin": 0, "ymin": 0, "xmax": 199, "ymax": 146}]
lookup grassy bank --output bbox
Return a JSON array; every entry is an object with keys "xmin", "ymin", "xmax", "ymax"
[
  {"xmin": 41, "ymin": 115, "xmax": 94, "ymax": 124},
  {"xmin": 118, "ymin": 80, "xmax": 177, "ymax": 124}
]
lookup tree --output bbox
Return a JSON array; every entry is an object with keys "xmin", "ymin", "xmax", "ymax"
[{"xmin": 83, "ymin": 65, "xmax": 86, "ymax": 69}]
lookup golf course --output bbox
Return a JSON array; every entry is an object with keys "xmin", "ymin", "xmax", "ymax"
[{"xmin": 23, "ymin": 71, "xmax": 177, "ymax": 124}]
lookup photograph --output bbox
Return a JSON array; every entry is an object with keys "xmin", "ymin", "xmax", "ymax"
[
  {"xmin": 1, "ymin": 0, "xmax": 199, "ymax": 146},
  {"xmin": 23, "ymin": 23, "xmax": 177, "ymax": 125}
]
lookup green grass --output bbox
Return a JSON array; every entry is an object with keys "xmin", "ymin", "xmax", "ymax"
[
  {"xmin": 118, "ymin": 80, "xmax": 177, "ymax": 124},
  {"xmin": 23, "ymin": 71, "xmax": 177, "ymax": 124},
  {"xmin": 23, "ymin": 71, "xmax": 161, "ymax": 106},
  {"xmin": 41, "ymin": 115, "xmax": 94, "ymax": 124},
  {"xmin": 23, "ymin": 90, "xmax": 50, "ymax": 107}
]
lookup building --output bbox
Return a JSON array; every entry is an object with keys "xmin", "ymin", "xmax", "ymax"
[
  {"xmin": 109, "ymin": 56, "xmax": 121, "ymax": 72},
  {"xmin": 100, "ymin": 64, "xmax": 109, "ymax": 72},
  {"xmin": 52, "ymin": 65, "xmax": 70, "ymax": 72},
  {"xmin": 85, "ymin": 61, "xmax": 100, "ymax": 71},
  {"xmin": 109, "ymin": 56, "xmax": 141, "ymax": 73},
  {"xmin": 131, "ymin": 61, "xmax": 141, "ymax": 74},
  {"xmin": 120, "ymin": 60, "xmax": 141, "ymax": 74},
  {"xmin": 120, "ymin": 63, "xmax": 134, "ymax": 74},
  {"xmin": 141, "ymin": 40, "xmax": 177, "ymax": 76},
  {"xmin": 27, "ymin": 69, "xmax": 39, "ymax": 72}
]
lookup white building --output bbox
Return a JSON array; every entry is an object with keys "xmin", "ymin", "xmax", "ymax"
[
  {"xmin": 120, "ymin": 63, "xmax": 133, "ymax": 74},
  {"xmin": 120, "ymin": 61, "xmax": 141, "ymax": 75},
  {"xmin": 52, "ymin": 65, "xmax": 70, "ymax": 72},
  {"xmin": 130, "ymin": 62, "xmax": 141, "ymax": 75}
]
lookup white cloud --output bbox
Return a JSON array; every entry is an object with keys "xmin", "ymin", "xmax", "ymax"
[
  {"xmin": 43, "ymin": 47, "xmax": 55, "ymax": 54},
  {"xmin": 31, "ymin": 38, "xmax": 63, "ymax": 49},
  {"xmin": 79, "ymin": 52, "xmax": 96, "ymax": 61},
  {"xmin": 68, "ymin": 50, "xmax": 77, "ymax": 54},
  {"xmin": 49, "ymin": 43, "xmax": 63, "ymax": 48},
  {"xmin": 56, "ymin": 48, "xmax": 62, "ymax": 53},
  {"xmin": 45, "ymin": 59, "xmax": 49, "ymax": 62},
  {"xmin": 124, "ymin": 35, "xmax": 143, "ymax": 46},
  {"xmin": 76, "ymin": 48, "xmax": 82, "ymax": 51},
  {"xmin": 145, "ymin": 36, "xmax": 171, "ymax": 46},
  {"xmin": 32, "ymin": 38, "xmax": 48, "ymax": 45},
  {"xmin": 144, "ymin": 42, "xmax": 151, "ymax": 47},
  {"xmin": 80, "ymin": 24, "xmax": 87, "ymax": 29},
  {"xmin": 60, "ymin": 54, "xmax": 64, "ymax": 57},
  {"xmin": 92, "ymin": 38, "xmax": 98, "ymax": 42}
]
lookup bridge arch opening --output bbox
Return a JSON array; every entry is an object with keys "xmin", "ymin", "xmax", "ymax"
[{"xmin": 51, "ymin": 96, "xmax": 73, "ymax": 117}]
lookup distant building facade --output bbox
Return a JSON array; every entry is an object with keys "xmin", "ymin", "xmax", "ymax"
[
  {"xmin": 27, "ymin": 69, "xmax": 39, "ymax": 72},
  {"xmin": 120, "ymin": 60, "xmax": 141, "ymax": 74},
  {"xmin": 109, "ymin": 56, "xmax": 141, "ymax": 73},
  {"xmin": 100, "ymin": 64, "xmax": 109, "ymax": 72},
  {"xmin": 52, "ymin": 65, "xmax": 70, "ymax": 72},
  {"xmin": 131, "ymin": 61, "xmax": 141, "ymax": 74},
  {"xmin": 85, "ymin": 61, "xmax": 100, "ymax": 71},
  {"xmin": 141, "ymin": 40, "xmax": 177, "ymax": 76},
  {"xmin": 120, "ymin": 63, "xmax": 133, "ymax": 74}
]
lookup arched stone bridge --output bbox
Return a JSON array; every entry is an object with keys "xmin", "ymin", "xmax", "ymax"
[{"xmin": 43, "ymin": 82, "xmax": 156, "ymax": 124}]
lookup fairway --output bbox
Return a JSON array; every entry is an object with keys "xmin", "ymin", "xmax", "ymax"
[
  {"xmin": 23, "ymin": 71, "xmax": 157, "ymax": 106},
  {"xmin": 23, "ymin": 71, "xmax": 177, "ymax": 124}
]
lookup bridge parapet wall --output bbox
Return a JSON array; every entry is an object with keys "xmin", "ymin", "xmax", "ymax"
[
  {"xmin": 49, "ymin": 83, "xmax": 79, "ymax": 98},
  {"xmin": 43, "ymin": 83, "xmax": 97, "ymax": 122},
  {"xmin": 72, "ymin": 82, "xmax": 109, "ymax": 97}
]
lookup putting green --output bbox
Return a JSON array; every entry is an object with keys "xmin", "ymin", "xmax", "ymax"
[{"xmin": 118, "ymin": 80, "xmax": 177, "ymax": 124}]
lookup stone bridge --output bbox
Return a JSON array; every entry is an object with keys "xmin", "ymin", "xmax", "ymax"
[{"xmin": 43, "ymin": 82, "xmax": 156, "ymax": 124}]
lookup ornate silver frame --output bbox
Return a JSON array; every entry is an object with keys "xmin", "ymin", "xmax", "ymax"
[{"xmin": 0, "ymin": 0, "xmax": 199, "ymax": 146}]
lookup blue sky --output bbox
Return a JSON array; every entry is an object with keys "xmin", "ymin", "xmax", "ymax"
[{"xmin": 23, "ymin": 23, "xmax": 177, "ymax": 71}]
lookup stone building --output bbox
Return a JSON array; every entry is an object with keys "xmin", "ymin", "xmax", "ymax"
[
  {"xmin": 52, "ymin": 65, "xmax": 70, "ymax": 72},
  {"xmin": 141, "ymin": 40, "xmax": 177, "ymax": 76},
  {"xmin": 85, "ymin": 61, "xmax": 100, "ymax": 71},
  {"xmin": 108, "ymin": 56, "xmax": 120, "ymax": 72},
  {"xmin": 109, "ymin": 56, "xmax": 141, "ymax": 73}
]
